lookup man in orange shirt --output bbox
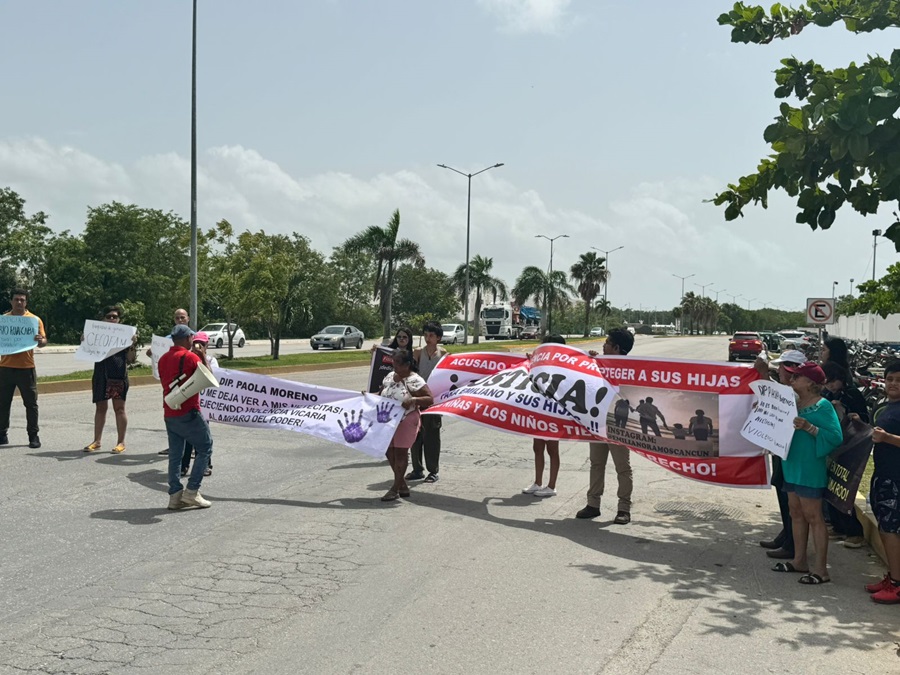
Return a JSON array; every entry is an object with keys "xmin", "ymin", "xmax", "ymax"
[{"xmin": 0, "ymin": 289, "xmax": 47, "ymax": 448}]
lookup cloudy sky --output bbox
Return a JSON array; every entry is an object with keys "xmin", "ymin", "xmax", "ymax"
[{"xmin": 1, "ymin": 1, "xmax": 895, "ymax": 314}]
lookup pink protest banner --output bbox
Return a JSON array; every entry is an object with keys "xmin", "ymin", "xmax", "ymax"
[{"xmin": 426, "ymin": 346, "xmax": 771, "ymax": 488}]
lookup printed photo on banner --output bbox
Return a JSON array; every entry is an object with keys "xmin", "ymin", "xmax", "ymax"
[
  {"xmin": 201, "ymin": 367, "xmax": 403, "ymax": 457},
  {"xmin": 368, "ymin": 346, "xmax": 395, "ymax": 393},
  {"xmin": 0, "ymin": 315, "xmax": 40, "ymax": 355},
  {"xmin": 740, "ymin": 380, "xmax": 798, "ymax": 459},
  {"xmin": 150, "ymin": 334, "xmax": 174, "ymax": 380},
  {"xmin": 75, "ymin": 319, "xmax": 137, "ymax": 363},
  {"xmin": 604, "ymin": 385, "xmax": 720, "ymax": 458}
]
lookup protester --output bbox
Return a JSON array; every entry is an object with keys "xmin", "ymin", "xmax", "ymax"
[
  {"xmin": 821, "ymin": 337, "xmax": 851, "ymax": 375},
  {"xmin": 377, "ymin": 348, "xmax": 432, "ymax": 502},
  {"xmin": 408, "ymin": 322, "xmax": 447, "ymax": 483},
  {"xmin": 771, "ymin": 362, "xmax": 842, "ymax": 585},
  {"xmin": 757, "ymin": 349, "xmax": 808, "ymax": 560},
  {"xmin": 864, "ymin": 361, "xmax": 900, "ymax": 603},
  {"xmin": 159, "ymin": 324, "xmax": 214, "ymax": 510},
  {"xmin": 522, "ymin": 334, "xmax": 566, "ymax": 498},
  {"xmin": 155, "ymin": 308, "xmax": 194, "ymax": 455},
  {"xmin": 821, "ymin": 361, "xmax": 869, "ymax": 548},
  {"xmin": 576, "ymin": 327, "xmax": 635, "ymax": 524},
  {"xmin": 180, "ymin": 332, "xmax": 217, "ymax": 478},
  {"xmin": 372, "ymin": 326, "xmax": 414, "ymax": 355},
  {"xmin": 0, "ymin": 288, "xmax": 47, "ymax": 449},
  {"xmin": 82, "ymin": 306, "xmax": 137, "ymax": 454}
]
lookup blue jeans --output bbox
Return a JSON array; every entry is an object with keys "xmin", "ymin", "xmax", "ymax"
[{"xmin": 165, "ymin": 410, "xmax": 213, "ymax": 495}]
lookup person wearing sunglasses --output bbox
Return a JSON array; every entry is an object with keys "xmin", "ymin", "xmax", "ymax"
[{"xmin": 83, "ymin": 306, "xmax": 137, "ymax": 454}]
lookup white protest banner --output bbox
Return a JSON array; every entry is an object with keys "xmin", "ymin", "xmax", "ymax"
[
  {"xmin": 75, "ymin": 320, "xmax": 137, "ymax": 363},
  {"xmin": 201, "ymin": 367, "xmax": 403, "ymax": 458},
  {"xmin": 0, "ymin": 315, "xmax": 40, "ymax": 355},
  {"xmin": 151, "ymin": 335, "xmax": 174, "ymax": 380},
  {"xmin": 741, "ymin": 380, "xmax": 798, "ymax": 460}
]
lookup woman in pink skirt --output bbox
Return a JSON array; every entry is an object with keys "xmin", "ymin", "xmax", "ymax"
[{"xmin": 378, "ymin": 349, "xmax": 433, "ymax": 501}]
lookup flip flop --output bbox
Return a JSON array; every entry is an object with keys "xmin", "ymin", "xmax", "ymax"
[
  {"xmin": 381, "ymin": 490, "xmax": 399, "ymax": 502},
  {"xmin": 111, "ymin": 444, "xmax": 126, "ymax": 454},
  {"xmin": 798, "ymin": 573, "xmax": 831, "ymax": 585},
  {"xmin": 83, "ymin": 442, "xmax": 101, "ymax": 452},
  {"xmin": 772, "ymin": 562, "xmax": 808, "ymax": 573}
]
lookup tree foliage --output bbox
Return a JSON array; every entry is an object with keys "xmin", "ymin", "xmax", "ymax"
[
  {"xmin": 449, "ymin": 255, "xmax": 507, "ymax": 344},
  {"xmin": 512, "ymin": 266, "xmax": 574, "ymax": 336},
  {"xmin": 570, "ymin": 251, "xmax": 608, "ymax": 337},
  {"xmin": 393, "ymin": 264, "xmax": 460, "ymax": 330},
  {"xmin": 714, "ymin": 1, "xmax": 900, "ymax": 247}
]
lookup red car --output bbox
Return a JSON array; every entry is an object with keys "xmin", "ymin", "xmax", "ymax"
[{"xmin": 728, "ymin": 331, "xmax": 764, "ymax": 361}]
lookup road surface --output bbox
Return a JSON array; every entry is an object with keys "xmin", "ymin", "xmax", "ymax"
[{"xmin": 1, "ymin": 335, "xmax": 896, "ymax": 674}]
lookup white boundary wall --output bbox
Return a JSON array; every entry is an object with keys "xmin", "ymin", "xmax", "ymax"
[{"xmin": 833, "ymin": 313, "xmax": 900, "ymax": 342}]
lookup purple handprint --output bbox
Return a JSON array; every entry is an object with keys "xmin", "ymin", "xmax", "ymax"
[
  {"xmin": 376, "ymin": 401, "xmax": 398, "ymax": 424},
  {"xmin": 338, "ymin": 409, "xmax": 373, "ymax": 443}
]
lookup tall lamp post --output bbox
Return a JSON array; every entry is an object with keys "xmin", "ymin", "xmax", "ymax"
[
  {"xmin": 694, "ymin": 281, "xmax": 715, "ymax": 298},
  {"xmin": 189, "ymin": 0, "xmax": 198, "ymax": 330},
  {"xmin": 832, "ymin": 280, "xmax": 839, "ymax": 302},
  {"xmin": 672, "ymin": 273, "xmax": 694, "ymax": 335},
  {"xmin": 591, "ymin": 245, "xmax": 624, "ymax": 305},
  {"xmin": 873, "ymin": 228, "xmax": 883, "ymax": 282},
  {"xmin": 849, "ymin": 278, "xmax": 855, "ymax": 297},
  {"xmin": 713, "ymin": 288, "xmax": 726, "ymax": 302},
  {"xmin": 536, "ymin": 234, "xmax": 569, "ymax": 334},
  {"xmin": 437, "ymin": 163, "xmax": 504, "ymax": 344},
  {"xmin": 747, "ymin": 297, "xmax": 758, "ymax": 310}
]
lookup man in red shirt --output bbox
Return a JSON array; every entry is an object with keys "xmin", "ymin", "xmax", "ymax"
[{"xmin": 159, "ymin": 324, "xmax": 213, "ymax": 509}]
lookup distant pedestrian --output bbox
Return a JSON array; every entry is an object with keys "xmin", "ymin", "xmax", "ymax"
[
  {"xmin": 83, "ymin": 306, "xmax": 137, "ymax": 454},
  {"xmin": 522, "ymin": 334, "xmax": 566, "ymax": 498},
  {"xmin": 0, "ymin": 289, "xmax": 47, "ymax": 449},
  {"xmin": 160, "ymin": 324, "xmax": 214, "ymax": 510}
]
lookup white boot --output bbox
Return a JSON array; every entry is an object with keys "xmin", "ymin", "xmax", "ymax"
[
  {"xmin": 181, "ymin": 489, "xmax": 211, "ymax": 508},
  {"xmin": 167, "ymin": 490, "xmax": 186, "ymax": 510}
]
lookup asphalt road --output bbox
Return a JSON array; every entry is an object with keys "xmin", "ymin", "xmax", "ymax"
[{"xmin": 1, "ymin": 336, "xmax": 896, "ymax": 674}]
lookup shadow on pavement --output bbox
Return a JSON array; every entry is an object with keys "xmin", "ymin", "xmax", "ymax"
[
  {"xmin": 90, "ymin": 508, "xmax": 173, "ymax": 525},
  {"xmin": 327, "ymin": 460, "xmax": 387, "ymax": 471},
  {"xmin": 28, "ymin": 449, "xmax": 89, "ymax": 461}
]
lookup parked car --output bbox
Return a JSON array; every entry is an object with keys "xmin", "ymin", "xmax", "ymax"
[
  {"xmin": 310, "ymin": 325, "xmax": 365, "ymax": 350},
  {"xmin": 520, "ymin": 326, "xmax": 539, "ymax": 340},
  {"xmin": 757, "ymin": 330, "xmax": 783, "ymax": 352},
  {"xmin": 728, "ymin": 331, "xmax": 764, "ymax": 361},
  {"xmin": 200, "ymin": 323, "xmax": 245, "ymax": 348},
  {"xmin": 778, "ymin": 330, "xmax": 813, "ymax": 350},
  {"xmin": 440, "ymin": 323, "xmax": 465, "ymax": 345},
  {"xmin": 589, "ymin": 327, "xmax": 605, "ymax": 337}
]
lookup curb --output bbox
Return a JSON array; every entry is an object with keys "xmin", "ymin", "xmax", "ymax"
[{"xmin": 38, "ymin": 359, "xmax": 373, "ymax": 395}]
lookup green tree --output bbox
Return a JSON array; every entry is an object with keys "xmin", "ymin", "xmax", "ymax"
[
  {"xmin": 0, "ymin": 187, "xmax": 52, "ymax": 293},
  {"xmin": 713, "ymin": 2, "xmax": 900, "ymax": 246},
  {"xmin": 844, "ymin": 262, "xmax": 900, "ymax": 316},
  {"xmin": 681, "ymin": 291, "xmax": 700, "ymax": 334},
  {"xmin": 449, "ymin": 255, "xmax": 507, "ymax": 344},
  {"xmin": 512, "ymin": 267, "xmax": 574, "ymax": 336},
  {"xmin": 393, "ymin": 264, "xmax": 460, "ymax": 330},
  {"xmin": 343, "ymin": 209, "xmax": 424, "ymax": 340},
  {"xmin": 570, "ymin": 251, "xmax": 609, "ymax": 337}
]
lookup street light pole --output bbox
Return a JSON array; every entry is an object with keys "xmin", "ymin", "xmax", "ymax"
[
  {"xmin": 713, "ymin": 288, "xmax": 726, "ymax": 303},
  {"xmin": 694, "ymin": 281, "xmax": 715, "ymax": 298},
  {"xmin": 437, "ymin": 162, "xmax": 504, "ymax": 344},
  {"xmin": 832, "ymin": 280, "xmax": 839, "ymax": 302},
  {"xmin": 747, "ymin": 297, "xmax": 758, "ymax": 310},
  {"xmin": 849, "ymin": 278, "xmax": 855, "ymax": 297},
  {"xmin": 536, "ymin": 233, "xmax": 569, "ymax": 334},
  {"xmin": 591, "ymin": 245, "xmax": 624, "ymax": 305},
  {"xmin": 873, "ymin": 229, "xmax": 883, "ymax": 282},
  {"xmin": 189, "ymin": 0, "xmax": 198, "ymax": 330}
]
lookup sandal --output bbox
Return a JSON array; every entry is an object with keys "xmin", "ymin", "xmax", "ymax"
[
  {"xmin": 772, "ymin": 562, "xmax": 808, "ymax": 573},
  {"xmin": 111, "ymin": 444, "xmax": 126, "ymax": 454},
  {"xmin": 381, "ymin": 489, "xmax": 399, "ymax": 502},
  {"xmin": 398, "ymin": 490, "xmax": 411, "ymax": 498},
  {"xmin": 798, "ymin": 573, "xmax": 830, "ymax": 585},
  {"xmin": 83, "ymin": 442, "xmax": 101, "ymax": 452}
]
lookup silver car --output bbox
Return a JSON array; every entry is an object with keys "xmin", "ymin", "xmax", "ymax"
[
  {"xmin": 310, "ymin": 325, "xmax": 365, "ymax": 350},
  {"xmin": 440, "ymin": 323, "xmax": 465, "ymax": 345}
]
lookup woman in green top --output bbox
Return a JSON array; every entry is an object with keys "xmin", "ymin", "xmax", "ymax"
[{"xmin": 772, "ymin": 362, "xmax": 842, "ymax": 584}]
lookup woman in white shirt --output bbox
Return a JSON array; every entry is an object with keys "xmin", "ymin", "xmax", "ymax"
[{"xmin": 378, "ymin": 349, "xmax": 433, "ymax": 501}]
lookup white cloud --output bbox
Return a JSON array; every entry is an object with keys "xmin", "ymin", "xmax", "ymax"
[
  {"xmin": 0, "ymin": 137, "xmax": 875, "ymax": 313},
  {"xmin": 476, "ymin": 0, "xmax": 574, "ymax": 35}
]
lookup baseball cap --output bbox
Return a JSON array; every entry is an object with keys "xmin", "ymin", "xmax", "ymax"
[
  {"xmin": 770, "ymin": 350, "xmax": 807, "ymax": 366},
  {"xmin": 783, "ymin": 361, "xmax": 826, "ymax": 384},
  {"xmin": 192, "ymin": 331, "xmax": 210, "ymax": 344},
  {"xmin": 171, "ymin": 324, "xmax": 194, "ymax": 340}
]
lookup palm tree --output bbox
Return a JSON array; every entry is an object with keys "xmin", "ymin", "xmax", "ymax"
[
  {"xmin": 343, "ymin": 209, "xmax": 424, "ymax": 340},
  {"xmin": 570, "ymin": 252, "xmax": 609, "ymax": 337},
  {"xmin": 512, "ymin": 266, "xmax": 574, "ymax": 335},
  {"xmin": 594, "ymin": 298, "xmax": 612, "ymax": 320},
  {"xmin": 449, "ymin": 255, "xmax": 507, "ymax": 345},
  {"xmin": 681, "ymin": 291, "xmax": 699, "ymax": 334}
]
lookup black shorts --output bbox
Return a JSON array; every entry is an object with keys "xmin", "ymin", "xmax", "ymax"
[{"xmin": 870, "ymin": 476, "xmax": 900, "ymax": 535}]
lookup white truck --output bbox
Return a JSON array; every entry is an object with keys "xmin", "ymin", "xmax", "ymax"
[{"xmin": 480, "ymin": 303, "xmax": 541, "ymax": 340}]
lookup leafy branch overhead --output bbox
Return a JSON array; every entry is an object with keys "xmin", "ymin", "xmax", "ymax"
[{"xmin": 713, "ymin": 1, "xmax": 900, "ymax": 247}]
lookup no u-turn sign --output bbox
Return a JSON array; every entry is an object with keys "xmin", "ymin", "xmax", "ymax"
[{"xmin": 806, "ymin": 298, "xmax": 835, "ymax": 326}]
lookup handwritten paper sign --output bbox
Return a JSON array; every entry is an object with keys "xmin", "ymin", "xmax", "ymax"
[
  {"xmin": 741, "ymin": 380, "xmax": 798, "ymax": 459},
  {"xmin": 75, "ymin": 320, "xmax": 137, "ymax": 363},
  {"xmin": 0, "ymin": 315, "xmax": 40, "ymax": 355},
  {"xmin": 151, "ymin": 334, "xmax": 174, "ymax": 379}
]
